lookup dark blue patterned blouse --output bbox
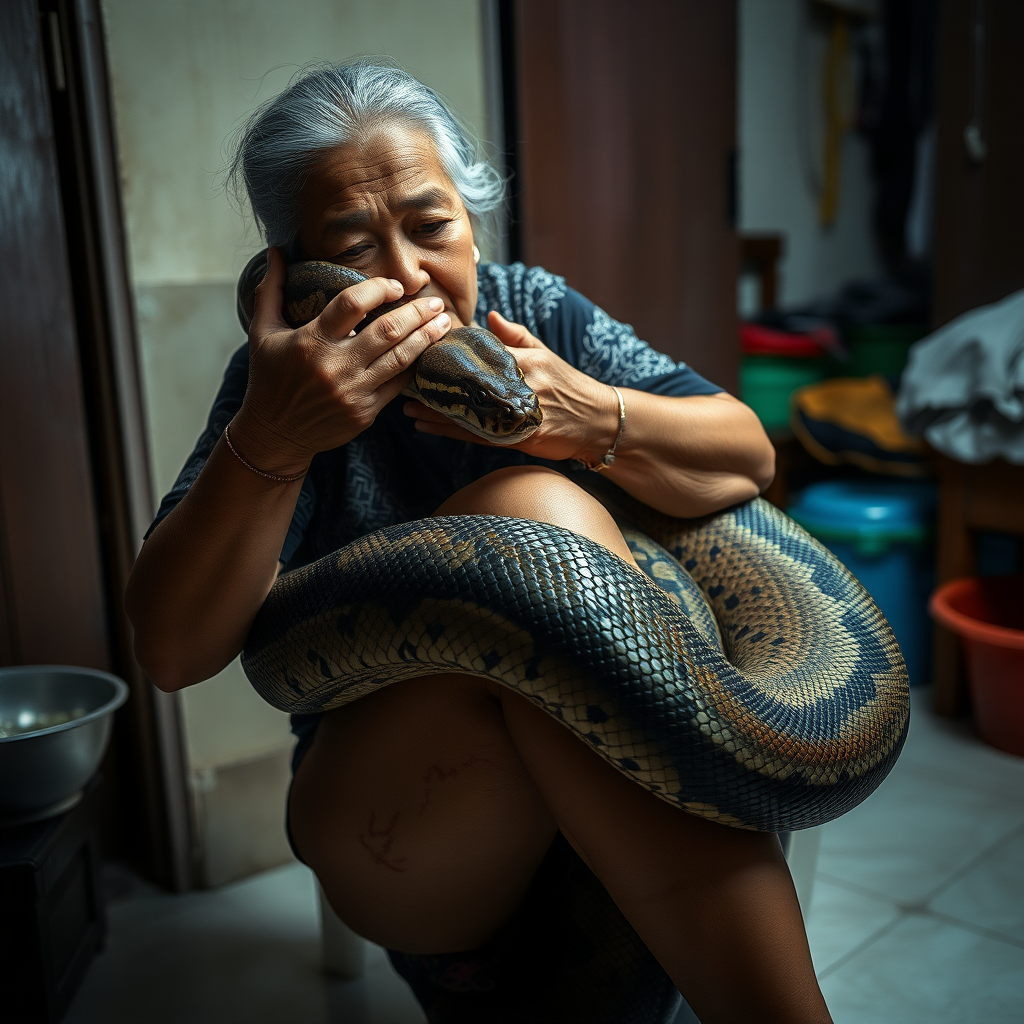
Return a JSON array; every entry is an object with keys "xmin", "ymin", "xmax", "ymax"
[{"xmin": 147, "ymin": 262, "xmax": 723, "ymax": 756}]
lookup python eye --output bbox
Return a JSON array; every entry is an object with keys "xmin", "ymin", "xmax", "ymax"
[{"xmin": 474, "ymin": 389, "xmax": 489, "ymax": 406}]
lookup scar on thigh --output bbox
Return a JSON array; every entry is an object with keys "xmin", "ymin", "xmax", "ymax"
[
  {"xmin": 419, "ymin": 756, "xmax": 500, "ymax": 813},
  {"xmin": 358, "ymin": 811, "xmax": 409, "ymax": 873}
]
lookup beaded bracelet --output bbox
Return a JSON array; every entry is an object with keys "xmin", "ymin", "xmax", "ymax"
[{"xmin": 223, "ymin": 425, "xmax": 307, "ymax": 484}]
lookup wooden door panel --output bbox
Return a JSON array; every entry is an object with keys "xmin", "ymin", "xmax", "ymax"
[
  {"xmin": 513, "ymin": 0, "xmax": 738, "ymax": 391},
  {"xmin": 0, "ymin": 0, "xmax": 110, "ymax": 669},
  {"xmin": 933, "ymin": 0, "xmax": 1024, "ymax": 326}
]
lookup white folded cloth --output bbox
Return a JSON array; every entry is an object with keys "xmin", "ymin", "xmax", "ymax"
[{"xmin": 896, "ymin": 289, "xmax": 1024, "ymax": 464}]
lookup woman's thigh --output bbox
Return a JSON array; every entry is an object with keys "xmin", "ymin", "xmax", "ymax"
[
  {"xmin": 288, "ymin": 672, "xmax": 558, "ymax": 954},
  {"xmin": 288, "ymin": 466, "xmax": 637, "ymax": 954}
]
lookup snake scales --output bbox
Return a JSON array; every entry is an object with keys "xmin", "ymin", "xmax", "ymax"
[
  {"xmin": 234, "ymin": 256, "xmax": 908, "ymax": 1020},
  {"xmin": 237, "ymin": 254, "xmax": 910, "ymax": 835}
]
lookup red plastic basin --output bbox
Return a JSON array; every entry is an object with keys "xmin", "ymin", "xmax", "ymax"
[{"xmin": 930, "ymin": 575, "xmax": 1024, "ymax": 757}]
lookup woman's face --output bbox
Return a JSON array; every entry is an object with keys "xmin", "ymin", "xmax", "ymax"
[{"xmin": 296, "ymin": 122, "xmax": 478, "ymax": 328}]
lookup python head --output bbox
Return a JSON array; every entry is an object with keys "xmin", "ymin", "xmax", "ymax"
[{"xmin": 407, "ymin": 326, "xmax": 544, "ymax": 445}]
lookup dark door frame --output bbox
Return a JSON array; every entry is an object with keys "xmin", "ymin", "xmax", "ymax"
[{"xmin": 1, "ymin": 0, "xmax": 193, "ymax": 890}]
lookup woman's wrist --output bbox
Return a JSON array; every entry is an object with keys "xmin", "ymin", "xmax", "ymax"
[
  {"xmin": 573, "ymin": 383, "xmax": 625, "ymax": 470},
  {"xmin": 226, "ymin": 409, "xmax": 313, "ymax": 480}
]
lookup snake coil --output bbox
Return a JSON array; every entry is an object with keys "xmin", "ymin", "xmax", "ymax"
[
  {"xmin": 235, "ymin": 254, "xmax": 909, "ymax": 1021},
  {"xmin": 236, "ymin": 251, "xmax": 909, "ymax": 833}
]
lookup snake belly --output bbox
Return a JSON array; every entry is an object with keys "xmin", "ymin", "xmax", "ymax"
[{"xmin": 242, "ymin": 482, "xmax": 909, "ymax": 833}]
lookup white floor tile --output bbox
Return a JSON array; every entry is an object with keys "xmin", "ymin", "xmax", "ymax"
[
  {"xmin": 804, "ymin": 878, "xmax": 901, "ymax": 975},
  {"xmin": 65, "ymin": 863, "xmax": 424, "ymax": 1024},
  {"xmin": 930, "ymin": 825, "xmax": 1024, "ymax": 943},
  {"xmin": 815, "ymin": 696, "xmax": 1024, "ymax": 905},
  {"xmin": 819, "ymin": 912, "xmax": 1024, "ymax": 1024}
]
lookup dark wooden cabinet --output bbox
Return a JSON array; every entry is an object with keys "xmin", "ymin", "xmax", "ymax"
[
  {"xmin": 929, "ymin": 0, "xmax": 1024, "ymax": 715},
  {"xmin": 510, "ymin": 0, "xmax": 739, "ymax": 392}
]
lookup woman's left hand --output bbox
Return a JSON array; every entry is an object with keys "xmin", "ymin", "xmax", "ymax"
[{"xmin": 403, "ymin": 310, "xmax": 620, "ymax": 463}]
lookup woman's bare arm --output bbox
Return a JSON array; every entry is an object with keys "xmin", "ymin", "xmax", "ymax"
[
  {"xmin": 125, "ymin": 249, "xmax": 451, "ymax": 691},
  {"xmin": 125, "ymin": 441, "xmax": 302, "ymax": 691},
  {"xmin": 407, "ymin": 311, "xmax": 775, "ymax": 518},
  {"xmin": 587, "ymin": 390, "xmax": 775, "ymax": 518}
]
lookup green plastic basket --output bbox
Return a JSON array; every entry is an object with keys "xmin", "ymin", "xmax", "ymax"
[
  {"xmin": 740, "ymin": 354, "xmax": 826, "ymax": 430},
  {"xmin": 843, "ymin": 324, "xmax": 929, "ymax": 378}
]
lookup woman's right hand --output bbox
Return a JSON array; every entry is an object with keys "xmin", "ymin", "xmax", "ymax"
[{"xmin": 227, "ymin": 247, "xmax": 451, "ymax": 476}]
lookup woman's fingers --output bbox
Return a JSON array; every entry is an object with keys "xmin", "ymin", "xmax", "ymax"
[
  {"xmin": 314, "ymin": 276, "xmax": 406, "ymax": 341},
  {"xmin": 248, "ymin": 246, "xmax": 289, "ymax": 340},
  {"xmin": 315, "ymin": 285, "xmax": 452, "ymax": 380},
  {"xmin": 362, "ymin": 307, "xmax": 451, "ymax": 386},
  {"xmin": 487, "ymin": 310, "xmax": 544, "ymax": 349},
  {"xmin": 350, "ymin": 297, "xmax": 450, "ymax": 364}
]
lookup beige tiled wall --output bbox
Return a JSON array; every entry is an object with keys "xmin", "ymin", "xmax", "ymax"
[{"xmin": 102, "ymin": 0, "xmax": 492, "ymax": 885}]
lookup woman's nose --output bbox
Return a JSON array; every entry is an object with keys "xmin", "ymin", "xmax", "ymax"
[{"xmin": 380, "ymin": 244, "xmax": 430, "ymax": 296}]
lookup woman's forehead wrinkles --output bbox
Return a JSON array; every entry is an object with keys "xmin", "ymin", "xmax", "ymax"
[
  {"xmin": 328, "ymin": 156, "xmax": 426, "ymax": 196},
  {"xmin": 317, "ymin": 171, "xmax": 458, "ymax": 232}
]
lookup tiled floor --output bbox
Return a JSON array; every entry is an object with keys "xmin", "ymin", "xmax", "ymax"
[
  {"xmin": 803, "ymin": 688, "xmax": 1024, "ymax": 1023},
  {"xmin": 66, "ymin": 688, "xmax": 1024, "ymax": 1023}
]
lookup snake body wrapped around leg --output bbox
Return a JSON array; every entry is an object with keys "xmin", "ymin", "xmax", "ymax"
[{"xmin": 237, "ymin": 254, "xmax": 909, "ymax": 1022}]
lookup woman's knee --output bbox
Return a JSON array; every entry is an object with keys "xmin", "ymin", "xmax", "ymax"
[{"xmin": 436, "ymin": 466, "xmax": 636, "ymax": 565}]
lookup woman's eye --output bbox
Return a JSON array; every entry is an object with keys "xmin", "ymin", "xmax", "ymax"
[
  {"xmin": 333, "ymin": 244, "xmax": 371, "ymax": 261},
  {"xmin": 418, "ymin": 220, "xmax": 450, "ymax": 236}
]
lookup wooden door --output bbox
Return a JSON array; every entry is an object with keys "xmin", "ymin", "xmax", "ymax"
[
  {"xmin": 1, "ymin": 0, "xmax": 192, "ymax": 889},
  {"xmin": 932, "ymin": 0, "xmax": 1024, "ymax": 326},
  {"xmin": 508, "ymin": 0, "xmax": 739, "ymax": 392}
]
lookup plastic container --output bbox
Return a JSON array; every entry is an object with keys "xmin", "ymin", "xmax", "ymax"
[
  {"xmin": 843, "ymin": 324, "xmax": 928, "ymax": 378},
  {"xmin": 739, "ymin": 323, "xmax": 828, "ymax": 431},
  {"xmin": 788, "ymin": 480, "xmax": 937, "ymax": 686},
  {"xmin": 741, "ymin": 355, "xmax": 826, "ymax": 430},
  {"xmin": 930, "ymin": 576, "xmax": 1024, "ymax": 756}
]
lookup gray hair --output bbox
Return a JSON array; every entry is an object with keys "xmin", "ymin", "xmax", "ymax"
[{"xmin": 227, "ymin": 59, "xmax": 505, "ymax": 251}]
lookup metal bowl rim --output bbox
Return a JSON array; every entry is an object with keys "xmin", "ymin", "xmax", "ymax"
[{"xmin": 0, "ymin": 664, "xmax": 129, "ymax": 745}]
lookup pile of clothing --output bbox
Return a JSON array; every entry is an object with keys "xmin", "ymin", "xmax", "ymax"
[{"xmin": 896, "ymin": 290, "xmax": 1024, "ymax": 464}]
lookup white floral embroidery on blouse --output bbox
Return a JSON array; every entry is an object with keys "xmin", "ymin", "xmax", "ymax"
[{"xmin": 578, "ymin": 306, "xmax": 682, "ymax": 385}]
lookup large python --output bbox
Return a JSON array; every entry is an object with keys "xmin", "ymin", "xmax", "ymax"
[{"xmin": 237, "ymin": 256, "xmax": 909, "ymax": 1021}]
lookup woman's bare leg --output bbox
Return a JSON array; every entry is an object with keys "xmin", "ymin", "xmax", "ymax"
[
  {"xmin": 498, "ymin": 688, "xmax": 831, "ymax": 1024},
  {"xmin": 290, "ymin": 466, "xmax": 831, "ymax": 1022}
]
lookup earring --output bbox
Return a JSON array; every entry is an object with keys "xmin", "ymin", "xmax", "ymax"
[{"xmin": 473, "ymin": 245, "xmax": 480, "ymax": 265}]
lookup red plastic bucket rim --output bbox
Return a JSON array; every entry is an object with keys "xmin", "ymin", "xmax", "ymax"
[{"xmin": 929, "ymin": 577, "xmax": 1024, "ymax": 651}]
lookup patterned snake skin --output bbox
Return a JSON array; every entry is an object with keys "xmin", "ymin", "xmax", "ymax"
[
  {"xmin": 236, "ymin": 258, "xmax": 909, "ymax": 1021},
  {"xmin": 242, "ymin": 480, "xmax": 909, "ymax": 835}
]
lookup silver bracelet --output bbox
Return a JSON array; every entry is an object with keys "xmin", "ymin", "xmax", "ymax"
[{"xmin": 575, "ymin": 386, "xmax": 625, "ymax": 473}]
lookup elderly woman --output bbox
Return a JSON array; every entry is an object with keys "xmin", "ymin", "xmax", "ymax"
[{"xmin": 126, "ymin": 61, "xmax": 831, "ymax": 1024}]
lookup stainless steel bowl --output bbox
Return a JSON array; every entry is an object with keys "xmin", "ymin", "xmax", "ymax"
[{"xmin": 0, "ymin": 665, "xmax": 129, "ymax": 824}]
